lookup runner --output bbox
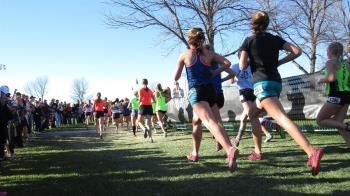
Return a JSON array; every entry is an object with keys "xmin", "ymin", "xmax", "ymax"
[
  {"xmin": 174, "ymin": 27, "xmax": 239, "ymax": 172},
  {"xmin": 222, "ymin": 51, "xmax": 271, "ymax": 160},
  {"xmin": 103, "ymin": 97, "xmax": 110, "ymax": 129},
  {"xmin": 83, "ymin": 100, "xmax": 93, "ymax": 130},
  {"xmin": 239, "ymin": 11, "xmax": 323, "ymax": 175},
  {"xmin": 191, "ymin": 44, "xmax": 235, "ymax": 153},
  {"xmin": 111, "ymin": 98, "xmax": 123, "ymax": 133},
  {"xmin": 122, "ymin": 98, "xmax": 131, "ymax": 130},
  {"xmin": 137, "ymin": 79, "xmax": 156, "ymax": 143},
  {"xmin": 93, "ymin": 92, "xmax": 105, "ymax": 139},
  {"xmin": 128, "ymin": 91, "xmax": 139, "ymax": 136},
  {"xmin": 154, "ymin": 83, "xmax": 170, "ymax": 137},
  {"xmin": 316, "ymin": 42, "xmax": 350, "ymax": 149}
]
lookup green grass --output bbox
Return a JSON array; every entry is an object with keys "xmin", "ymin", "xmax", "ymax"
[{"xmin": 1, "ymin": 127, "xmax": 350, "ymax": 196}]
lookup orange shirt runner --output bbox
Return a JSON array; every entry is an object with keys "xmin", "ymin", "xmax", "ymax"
[
  {"xmin": 93, "ymin": 99, "xmax": 105, "ymax": 112},
  {"xmin": 139, "ymin": 88, "xmax": 153, "ymax": 106}
]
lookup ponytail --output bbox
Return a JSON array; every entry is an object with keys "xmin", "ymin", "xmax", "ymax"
[
  {"xmin": 188, "ymin": 28, "xmax": 205, "ymax": 54},
  {"xmin": 142, "ymin": 79, "xmax": 149, "ymax": 92}
]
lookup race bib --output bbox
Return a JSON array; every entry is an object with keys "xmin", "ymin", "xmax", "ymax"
[
  {"xmin": 254, "ymin": 84, "xmax": 263, "ymax": 95},
  {"xmin": 327, "ymin": 97, "xmax": 341, "ymax": 104}
]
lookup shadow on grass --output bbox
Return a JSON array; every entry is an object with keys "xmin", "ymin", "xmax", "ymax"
[{"xmin": 1, "ymin": 132, "xmax": 350, "ymax": 196}]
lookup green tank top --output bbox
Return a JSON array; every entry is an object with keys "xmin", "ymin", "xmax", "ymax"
[
  {"xmin": 131, "ymin": 97, "xmax": 139, "ymax": 110},
  {"xmin": 156, "ymin": 93, "xmax": 167, "ymax": 112},
  {"xmin": 325, "ymin": 59, "xmax": 350, "ymax": 95},
  {"xmin": 152, "ymin": 102, "xmax": 156, "ymax": 113}
]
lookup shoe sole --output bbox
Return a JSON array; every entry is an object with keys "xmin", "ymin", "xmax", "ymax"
[
  {"xmin": 228, "ymin": 148, "xmax": 239, "ymax": 172},
  {"xmin": 311, "ymin": 149, "xmax": 324, "ymax": 176},
  {"xmin": 187, "ymin": 154, "xmax": 198, "ymax": 162},
  {"xmin": 248, "ymin": 152, "xmax": 263, "ymax": 161}
]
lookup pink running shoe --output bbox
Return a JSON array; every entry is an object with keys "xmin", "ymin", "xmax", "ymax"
[
  {"xmin": 227, "ymin": 147, "xmax": 239, "ymax": 172},
  {"xmin": 248, "ymin": 151, "xmax": 263, "ymax": 161},
  {"xmin": 307, "ymin": 148, "xmax": 324, "ymax": 176},
  {"xmin": 187, "ymin": 153, "xmax": 199, "ymax": 162},
  {"xmin": 215, "ymin": 142, "xmax": 223, "ymax": 151}
]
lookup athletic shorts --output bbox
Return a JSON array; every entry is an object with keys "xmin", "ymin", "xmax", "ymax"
[
  {"xmin": 95, "ymin": 111, "xmax": 104, "ymax": 119},
  {"xmin": 103, "ymin": 109, "xmax": 108, "ymax": 114},
  {"xmin": 113, "ymin": 113, "xmax": 121, "ymax": 119},
  {"xmin": 188, "ymin": 84, "xmax": 216, "ymax": 107},
  {"xmin": 131, "ymin": 109, "xmax": 138, "ymax": 118},
  {"xmin": 139, "ymin": 105, "xmax": 153, "ymax": 116},
  {"xmin": 327, "ymin": 92, "xmax": 350, "ymax": 105},
  {"xmin": 239, "ymin": 88, "xmax": 256, "ymax": 103},
  {"xmin": 253, "ymin": 81, "xmax": 282, "ymax": 101},
  {"xmin": 85, "ymin": 112, "xmax": 92, "ymax": 116},
  {"xmin": 215, "ymin": 92, "xmax": 225, "ymax": 109}
]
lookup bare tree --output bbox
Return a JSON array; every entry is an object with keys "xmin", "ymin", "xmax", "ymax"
[
  {"xmin": 71, "ymin": 78, "xmax": 89, "ymax": 103},
  {"xmin": 24, "ymin": 76, "xmax": 49, "ymax": 100},
  {"xmin": 257, "ymin": 0, "xmax": 340, "ymax": 73},
  {"xmin": 326, "ymin": 0, "xmax": 350, "ymax": 44},
  {"xmin": 287, "ymin": 0, "xmax": 340, "ymax": 73},
  {"xmin": 105, "ymin": 0, "xmax": 253, "ymax": 55}
]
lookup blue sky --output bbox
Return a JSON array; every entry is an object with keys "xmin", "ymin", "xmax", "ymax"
[{"xmin": 0, "ymin": 0, "xmax": 304, "ymax": 102}]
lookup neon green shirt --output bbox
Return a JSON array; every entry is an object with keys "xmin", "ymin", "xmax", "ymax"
[
  {"xmin": 325, "ymin": 60, "xmax": 350, "ymax": 95},
  {"xmin": 156, "ymin": 93, "xmax": 167, "ymax": 112},
  {"xmin": 131, "ymin": 97, "xmax": 139, "ymax": 110}
]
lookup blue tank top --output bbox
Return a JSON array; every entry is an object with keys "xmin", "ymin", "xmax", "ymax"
[
  {"xmin": 123, "ymin": 104, "xmax": 130, "ymax": 115},
  {"xmin": 211, "ymin": 63, "xmax": 223, "ymax": 94},
  {"xmin": 185, "ymin": 50, "xmax": 212, "ymax": 89}
]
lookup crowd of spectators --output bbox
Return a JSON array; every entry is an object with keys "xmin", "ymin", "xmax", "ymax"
[{"xmin": 0, "ymin": 85, "xmax": 87, "ymax": 162}]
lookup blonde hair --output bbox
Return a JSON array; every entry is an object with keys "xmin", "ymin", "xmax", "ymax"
[
  {"xmin": 251, "ymin": 11, "xmax": 269, "ymax": 33},
  {"xmin": 328, "ymin": 42, "xmax": 343, "ymax": 59},
  {"xmin": 187, "ymin": 28, "xmax": 205, "ymax": 50}
]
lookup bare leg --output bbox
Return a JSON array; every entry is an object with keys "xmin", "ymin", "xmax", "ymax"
[
  {"xmin": 236, "ymin": 111, "xmax": 248, "ymax": 141},
  {"xmin": 156, "ymin": 111, "xmax": 167, "ymax": 136},
  {"xmin": 131, "ymin": 115, "xmax": 137, "ymax": 136},
  {"xmin": 98, "ymin": 117, "xmax": 103, "ymax": 138},
  {"xmin": 137, "ymin": 115, "xmax": 145, "ymax": 131},
  {"xmin": 145, "ymin": 115, "xmax": 153, "ymax": 142},
  {"xmin": 191, "ymin": 112, "xmax": 202, "ymax": 156},
  {"xmin": 316, "ymin": 103, "xmax": 347, "ymax": 130},
  {"xmin": 245, "ymin": 101, "xmax": 263, "ymax": 154},
  {"xmin": 192, "ymin": 102, "xmax": 233, "ymax": 153},
  {"xmin": 94, "ymin": 116, "xmax": 99, "ymax": 135},
  {"xmin": 318, "ymin": 103, "xmax": 350, "ymax": 148},
  {"xmin": 334, "ymin": 108, "xmax": 350, "ymax": 148},
  {"xmin": 261, "ymin": 97, "xmax": 313, "ymax": 157},
  {"xmin": 192, "ymin": 101, "xmax": 239, "ymax": 171}
]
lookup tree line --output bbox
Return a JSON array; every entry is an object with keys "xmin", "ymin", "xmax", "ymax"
[
  {"xmin": 24, "ymin": 77, "xmax": 90, "ymax": 103},
  {"xmin": 105, "ymin": 0, "xmax": 350, "ymax": 74}
]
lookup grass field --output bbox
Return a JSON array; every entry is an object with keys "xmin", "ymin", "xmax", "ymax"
[{"xmin": 0, "ymin": 127, "xmax": 350, "ymax": 196}]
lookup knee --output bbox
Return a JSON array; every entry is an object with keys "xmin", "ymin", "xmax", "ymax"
[{"xmin": 192, "ymin": 118, "xmax": 201, "ymax": 126}]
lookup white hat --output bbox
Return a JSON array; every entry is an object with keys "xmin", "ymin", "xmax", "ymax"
[{"xmin": 0, "ymin": 85, "xmax": 10, "ymax": 95}]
